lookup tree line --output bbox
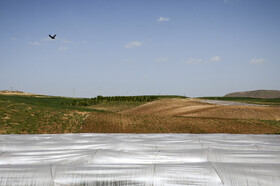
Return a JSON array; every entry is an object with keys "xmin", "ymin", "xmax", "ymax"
[{"xmin": 61, "ymin": 95, "xmax": 187, "ymax": 107}]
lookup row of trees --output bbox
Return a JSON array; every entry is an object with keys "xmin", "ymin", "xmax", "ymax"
[
  {"xmin": 62, "ymin": 95, "xmax": 187, "ymax": 107},
  {"xmin": 92, "ymin": 95, "xmax": 161, "ymax": 102}
]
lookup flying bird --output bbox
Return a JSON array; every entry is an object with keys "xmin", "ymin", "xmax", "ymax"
[{"xmin": 49, "ymin": 34, "xmax": 56, "ymax": 39}]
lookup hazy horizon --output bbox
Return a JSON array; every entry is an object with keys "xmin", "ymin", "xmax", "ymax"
[{"xmin": 1, "ymin": 0, "xmax": 280, "ymax": 98}]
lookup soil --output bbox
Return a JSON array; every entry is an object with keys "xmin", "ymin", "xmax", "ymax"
[
  {"xmin": 122, "ymin": 98, "xmax": 280, "ymax": 120},
  {"xmin": 83, "ymin": 98, "xmax": 280, "ymax": 134}
]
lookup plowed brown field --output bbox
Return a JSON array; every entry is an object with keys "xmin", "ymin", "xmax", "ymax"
[
  {"xmin": 122, "ymin": 99, "xmax": 280, "ymax": 120},
  {"xmin": 82, "ymin": 98, "xmax": 280, "ymax": 134}
]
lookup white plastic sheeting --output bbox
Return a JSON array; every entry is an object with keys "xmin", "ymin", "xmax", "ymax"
[
  {"xmin": 0, "ymin": 133, "xmax": 280, "ymax": 186},
  {"xmin": 198, "ymin": 99, "xmax": 266, "ymax": 106}
]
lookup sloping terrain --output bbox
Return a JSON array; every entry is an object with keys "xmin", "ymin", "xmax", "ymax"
[
  {"xmin": 122, "ymin": 98, "xmax": 280, "ymax": 120},
  {"xmin": 82, "ymin": 112, "xmax": 280, "ymax": 134},
  {"xmin": 1, "ymin": 94, "xmax": 280, "ymax": 134},
  {"xmin": 183, "ymin": 105, "xmax": 280, "ymax": 120},
  {"xmin": 122, "ymin": 98, "xmax": 217, "ymax": 116},
  {"xmin": 0, "ymin": 94, "xmax": 94, "ymax": 134},
  {"xmin": 83, "ymin": 98, "xmax": 280, "ymax": 134},
  {"xmin": 225, "ymin": 90, "xmax": 280, "ymax": 98}
]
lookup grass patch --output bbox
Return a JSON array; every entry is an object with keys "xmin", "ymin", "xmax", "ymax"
[
  {"xmin": 259, "ymin": 120, "xmax": 280, "ymax": 134},
  {"xmin": 260, "ymin": 120, "xmax": 280, "ymax": 127},
  {"xmin": 0, "ymin": 94, "xmax": 94, "ymax": 111},
  {"xmin": 88, "ymin": 101, "xmax": 144, "ymax": 112},
  {"xmin": 0, "ymin": 95, "xmax": 101, "ymax": 134}
]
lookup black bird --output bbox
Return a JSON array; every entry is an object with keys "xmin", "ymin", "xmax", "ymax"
[{"xmin": 49, "ymin": 34, "xmax": 56, "ymax": 39}]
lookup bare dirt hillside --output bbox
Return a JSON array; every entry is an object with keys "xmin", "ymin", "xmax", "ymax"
[
  {"xmin": 122, "ymin": 98, "xmax": 217, "ymax": 116},
  {"xmin": 122, "ymin": 98, "xmax": 280, "ymax": 120},
  {"xmin": 83, "ymin": 98, "xmax": 280, "ymax": 134},
  {"xmin": 225, "ymin": 90, "xmax": 280, "ymax": 98},
  {"xmin": 183, "ymin": 105, "xmax": 280, "ymax": 120}
]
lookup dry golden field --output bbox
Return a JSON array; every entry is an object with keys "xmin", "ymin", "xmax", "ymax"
[{"xmin": 82, "ymin": 98, "xmax": 280, "ymax": 134}]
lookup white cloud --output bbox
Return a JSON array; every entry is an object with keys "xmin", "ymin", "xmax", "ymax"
[
  {"xmin": 209, "ymin": 56, "xmax": 221, "ymax": 62},
  {"xmin": 156, "ymin": 57, "xmax": 168, "ymax": 62},
  {"xmin": 43, "ymin": 37, "xmax": 52, "ymax": 42},
  {"xmin": 10, "ymin": 37, "xmax": 17, "ymax": 40},
  {"xmin": 250, "ymin": 58, "xmax": 265, "ymax": 65},
  {"xmin": 63, "ymin": 40, "xmax": 74, "ymax": 44},
  {"xmin": 181, "ymin": 58, "xmax": 203, "ymax": 64},
  {"xmin": 58, "ymin": 46, "xmax": 68, "ymax": 51},
  {"xmin": 125, "ymin": 41, "xmax": 142, "ymax": 48},
  {"xmin": 28, "ymin": 41, "xmax": 40, "ymax": 45},
  {"xmin": 157, "ymin": 17, "xmax": 171, "ymax": 22},
  {"xmin": 81, "ymin": 41, "xmax": 87, "ymax": 44},
  {"xmin": 181, "ymin": 56, "xmax": 223, "ymax": 64},
  {"xmin": 224, "ymin": 0, "xmax": 229, "ymax": 3}
]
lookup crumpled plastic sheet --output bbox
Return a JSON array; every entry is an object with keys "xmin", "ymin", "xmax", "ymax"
[
  {"xmin": 0, "ymin": 133, "xmax": 280, "ymax": 186},
  {"xmin": 198, "ymin": 100, "xmax": 266, "ymax": 106}
]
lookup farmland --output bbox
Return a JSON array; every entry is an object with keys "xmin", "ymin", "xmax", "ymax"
[
  {"xmin": 83, "ymin": 98, "xmax": 280, "ymax": 134},
  {"xmin": 0, "ymin": 93, "xmax": 280, "ymax": 134}
]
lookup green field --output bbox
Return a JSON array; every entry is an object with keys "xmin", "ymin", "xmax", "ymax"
[{"xmin": 0, "ymin": 95, "xmax": 92, "ymax": 134}]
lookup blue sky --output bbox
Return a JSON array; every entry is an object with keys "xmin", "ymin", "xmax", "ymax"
[{"xmin": 1, "ymin": 0, "xmax": 280, "ymax": 97}]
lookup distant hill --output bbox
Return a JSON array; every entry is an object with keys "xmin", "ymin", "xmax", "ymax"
[
  {"xmin": 224, "ymin": 90, "xmax": 280, "ymax": 99},
  {"xmin": 0, "ymin": 90, "xmax": 35, "ymax": 96}
]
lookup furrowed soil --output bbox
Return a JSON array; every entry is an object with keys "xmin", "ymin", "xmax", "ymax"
[{"xmin": 82, "ymin": 98, "xmax": 280, "ymax": 134}]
